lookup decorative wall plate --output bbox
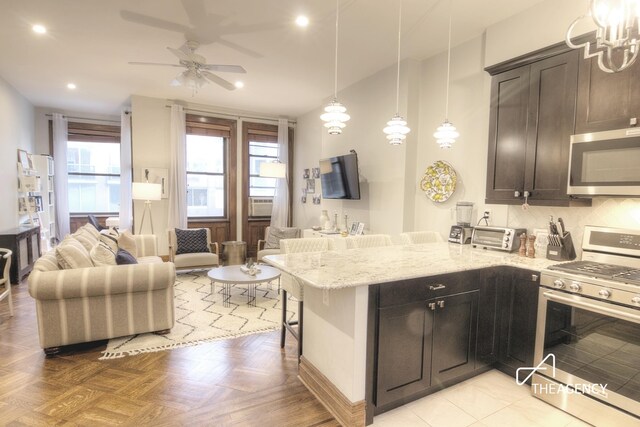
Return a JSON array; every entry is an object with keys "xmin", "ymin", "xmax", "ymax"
[{"xmin": 420, "ymin": 160, "xmax": 457, "ymax": 203}]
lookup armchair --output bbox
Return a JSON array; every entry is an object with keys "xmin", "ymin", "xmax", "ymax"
[
  {"xmin": 168, "ymin": 228, "xmax": 219, "ymax": 272},
  {"xmin": 0, "ymin": 249, "xmax": 13, "ymax": 317}
]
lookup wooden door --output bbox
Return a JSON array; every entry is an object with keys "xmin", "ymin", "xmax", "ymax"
[
  {"xmin": 575, "ymin": 51, "xmax": 640, "ymax": 133},
  {"xmin": 524, "ymin": 51, "xmax": 578, "ymax": 201},
  {"xmin": 376, "ymin": 301, "xmax": 433, "ymax": 407},
  {"xmin": 431, "ymin": 291, "xmax": 478, "ymax": 385},
  {"xmin": 486, "ymin": 66, "xmax": 530, "ymax": 203},
  {"xmin": 498, "ymin": 269, "xmax": 539, "ymax": 377}
]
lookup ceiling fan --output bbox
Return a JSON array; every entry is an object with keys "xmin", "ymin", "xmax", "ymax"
[{"xmin": 129, "ymin": 40, "xmax": 246, "ymax": 91}]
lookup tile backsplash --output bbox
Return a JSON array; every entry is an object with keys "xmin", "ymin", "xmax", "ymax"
[{"xmin": 507, "ymin": 198, "xmax": 640, "ymax": 257}]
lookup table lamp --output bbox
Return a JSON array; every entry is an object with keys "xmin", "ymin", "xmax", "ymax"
[{"xmin": 132, "ymin": 182, "xmax": 161, "ymax": 234}]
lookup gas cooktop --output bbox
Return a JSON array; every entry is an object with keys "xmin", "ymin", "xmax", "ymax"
[{"xmin": 549, "ymin": 260, "xmax": 640, "ymax": 285}]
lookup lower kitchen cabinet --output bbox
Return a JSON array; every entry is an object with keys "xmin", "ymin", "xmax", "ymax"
[{"xmin": 497, "ymin": 268, "xmax": 540, "ymax": 377}]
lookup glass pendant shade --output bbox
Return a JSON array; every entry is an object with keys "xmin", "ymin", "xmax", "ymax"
[
  {"xmin": 433, "ymin": 120, "xmax": 459, "ymax": 149},
  {"xmin": 567, "ymin": 0, "xmax": 640, "ymax": 73},
  {"xmin": 383, "ymin": 115, "xmax": 410, "ymax": 145},
  {"xmin": 320, "ymin": 100, "xmax": 351, "ymax": 135}
]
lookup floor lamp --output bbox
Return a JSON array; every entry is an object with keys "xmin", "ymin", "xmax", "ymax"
[{"xmin": 132, "ymin": 182, "xmax": 162, "ymax": 234}]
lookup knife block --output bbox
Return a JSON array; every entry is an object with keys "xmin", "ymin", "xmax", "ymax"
[{"xmin": 546, "ymin": 232, "xmax": 577, "ymax": 261}]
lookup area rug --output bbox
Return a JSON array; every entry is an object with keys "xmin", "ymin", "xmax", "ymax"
[{"xmin": 100, "ymin": 271, "xmax": 296, "ymax": 359}]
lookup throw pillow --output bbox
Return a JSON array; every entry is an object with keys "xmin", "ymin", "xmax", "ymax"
[
  {"xmin": 81, "ymin": 223, "xmax": 101, "ymax": 239},
  {"xmin": 33, "ymin": 251, "xmax": 60, "ymax": 272},
  {"xmin": 115, "ymin": 248, "xmax": 138, "ymax": 265},
  {"xmin": 118, "ymin": 230, "xmax": 138, "ymax": 258},
  {"xmin": 56, "ymin": 237, "xmax": 94, "ymax": 269},
  {"xmin": 175, "ymin": 228, "xmax": 209, "ymax": 255},
  {"xmin": 90, "ymin": 242, "xmax": 116, "ymax": 266},
  {"xmin": 73, "ymin": 228, "xmax": 98, "ymax": 252},
  {"xmin": 265, "ymin": 227, "xmax": 300, "ymax": 249},
  {"xmin": 99, "ymin": 228, "xmax": 120, "ymax": 253}
]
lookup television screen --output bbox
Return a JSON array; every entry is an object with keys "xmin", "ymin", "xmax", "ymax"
[{"xmin": 319, "ymin": 152, "xmax": 361, "ymax": 199}]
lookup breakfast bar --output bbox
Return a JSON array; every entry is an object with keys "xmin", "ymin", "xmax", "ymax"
[{"xmin": 264, "ymin": 243, "xmax": 556, "ymax": 426}]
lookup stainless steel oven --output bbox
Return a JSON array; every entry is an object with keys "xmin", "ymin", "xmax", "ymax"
[
  {"xmin": 534, "ymin": 226, "xmax": 640, "ymax": 426},
  {"xmin": 568, "ymin": 128, "xmax": 640, "ymax": 196}
]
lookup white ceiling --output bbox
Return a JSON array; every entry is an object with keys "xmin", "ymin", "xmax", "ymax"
[{"xmin": 0, "ymin": 0, "xmax": 548, "ymax": 117}]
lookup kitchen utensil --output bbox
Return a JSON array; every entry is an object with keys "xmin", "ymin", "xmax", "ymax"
[{"xmin": 558, "ymin": 217, "xmax": 566, "ymax": 235}]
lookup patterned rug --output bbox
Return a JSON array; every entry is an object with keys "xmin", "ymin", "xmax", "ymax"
[{"xmin": 100, "ymin": 270, "xmax": 296, "ymax": 359}]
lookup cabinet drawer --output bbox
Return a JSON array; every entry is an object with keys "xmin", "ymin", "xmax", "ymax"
[{"xmin": 379, "ymin": 270, "xmax": 481, "ymax": 308}]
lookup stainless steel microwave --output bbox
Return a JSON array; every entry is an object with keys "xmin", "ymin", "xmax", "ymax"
[{"xmin": 568, "ymin": 128, "xmax": 640, "ymax": 196}]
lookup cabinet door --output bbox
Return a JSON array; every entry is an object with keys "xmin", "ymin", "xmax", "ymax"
[
  {"xmin": 575, "ymin": 52, "xmax": 640, "ymax": 133},
  {"xmin": 498, "ymin": 269, "xmax": 539, "ymax": 376},
  {"xmin": 477, "ymin": 270, "xmax": 500, "ymax": 366},
  {"xmin": 524, "ymin": 51, "xmax": 578, "ymax": 201},
  {"xmin": 486, "ymin": 67, "xmax": 530, "ymax": 202},
  {"xmin": 431, "ymin": 291, "xmax": 478, "ymax": 385},
  {"xmin": 376, "ymin": 301, "xmax": 433, "ymax": 406}
]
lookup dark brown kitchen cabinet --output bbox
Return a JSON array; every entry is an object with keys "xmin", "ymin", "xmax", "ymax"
[
  {"xmin": 497, "ymin": 268, "xmax": 539, "ymax": 378},
  {"xmin": 477, "ymin": 270, "xmax": 500, "ymax": 366},
  {"xmin": 431, "ymin": 291, "xmax": 478, "ymax": 386},
  {"xmin": 486, "ymin": 51, "xmax": 580, "ymax": 206},
  {"xmin": 376, "ymin": 301, "xmax": 433, "ymax": 407},
  {"xmin": 575, "ymin": 52, "xmax": 640, "ymax": 133}
]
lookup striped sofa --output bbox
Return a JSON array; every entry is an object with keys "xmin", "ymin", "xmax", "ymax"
[{"xmin": 28, "ymin": 233, "xmax": 175, "ymax": 355}]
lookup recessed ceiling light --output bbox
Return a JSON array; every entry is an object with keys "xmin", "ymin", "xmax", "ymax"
[
  {"xmin": 295, "ymin": 15, "xmax": 309, "ymax": 27},
  {"xmin": 234, "ymin": 81, "xmax": 245, "ymax": 89},
  {"xmin": 32, "ymin": 24, "xmax": 47, "ymax": 34},
  {"xmin": 67, "ymin": 83, "xmax": 77, "ymax": 90}
]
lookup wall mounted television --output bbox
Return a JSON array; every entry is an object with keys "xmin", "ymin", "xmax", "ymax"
[{"xmin": 319, "ymin": 150, "xmax": 361, "ymax": 200}]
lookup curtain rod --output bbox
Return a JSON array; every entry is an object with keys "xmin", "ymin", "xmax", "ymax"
[
  {"xmin": 165, "ymin": 105, "xmax": 296, "ymax": 126},
  {"xmin": 44, "ymin": 113, "xmax": 121, "ymax": 124}
]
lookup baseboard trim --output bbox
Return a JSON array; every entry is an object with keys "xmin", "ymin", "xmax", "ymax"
[{"xmin": 298, "ymin": 356, "xmax": 366, "ymax": 427}]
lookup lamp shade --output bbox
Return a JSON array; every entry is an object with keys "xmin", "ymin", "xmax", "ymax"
[
  {"xmin": 259, "ymin": 162, "xmax": 287, "ymax": 178},
  {"xmin": 132, "ymin": 182, "xmax": 162, "ymax": 201}
]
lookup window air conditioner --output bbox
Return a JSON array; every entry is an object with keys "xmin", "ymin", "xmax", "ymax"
[{"xmin": 249, "ymin": 197, "xmax": 273, "ymax": 217}]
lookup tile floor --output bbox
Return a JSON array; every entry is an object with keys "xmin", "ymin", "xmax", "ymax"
[{"xmin": 372, "ymin": 370, "xmax": 593, "ymax": 427}]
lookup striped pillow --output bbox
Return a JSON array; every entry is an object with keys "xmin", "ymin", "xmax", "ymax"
[
  {"xmin": 118, "ymin": 230, "xmax": 138, "ymax": 258},
  {"xmin": 80, "ymin": 223, "xmax": 101, "ymax": 239},
  {"xmin": 73, "ymin": 228, "xmax": 99, "ymax": 252},
  {"xmin": 90, "ymin": 242, "xmax": 116, "ymax": 266},
  {"xmin": 33, "ymin": 251, "xmax": 60, "ymax": 272},
  {"xmin": 55, "ymin": 236, "xmax": 94, "ymax": 269}
]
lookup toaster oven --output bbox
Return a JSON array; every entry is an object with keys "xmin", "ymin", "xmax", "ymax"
[{"xmin": 471, "ymin": 226, "xmax": 527, "ymax": 252}]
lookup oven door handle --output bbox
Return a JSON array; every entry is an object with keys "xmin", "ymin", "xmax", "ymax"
[{"xmin": 543, "ymin": 291, "xmax": 640, "ymax": 323}]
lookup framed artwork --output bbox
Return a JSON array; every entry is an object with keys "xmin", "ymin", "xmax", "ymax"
[
  {"xmin": 303, "ymin": 168, "xmax": 310, "ymax": 179},
  {"xmin": 350, "ymin": 222, "xmax": 365, "ymax": 235},
  {"xmin": 312, "ymin": 195, "xmax": 321, "ymax": 205},
  {"xmin": 306, "ymin": 178, "xmax": 316, "ymax": 194},
  {"xmin": 17, "ymin": 149, "xmax": 30, "ymax": 170},
  {"xmin": 143, "ymin": 168, "xmax": 169, "ymax": 199},
  {"xmin": 312, "ymin": 167, "xmax": 320, "ymax": 179}
]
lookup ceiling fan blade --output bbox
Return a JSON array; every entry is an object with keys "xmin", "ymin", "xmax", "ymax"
[
  {"xmin": 128, "ymin": 61, "xmax": 183, "ymax": 67},
  {"xmin": 202, "ymin": 64, "xmax": 247, "ymax": 74},
  {"xmin": 120, "ymin": 10, "xmax": 191, "ymax": 33},
  {"xmin": 202, "ymin": 71, "xmax": 236, "ymax": 91},
  {"xmin": 167, "ymin": 46, "xmax": 192, "ymax": 62}
]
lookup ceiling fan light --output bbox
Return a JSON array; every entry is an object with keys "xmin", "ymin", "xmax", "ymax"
[
  {"xmin": 434, "ymin": 121, "xmax": 459, "ymax": 149},
  {"xmin": 383, "ymin": 115, "xmax": 410, "ymax": 145}
]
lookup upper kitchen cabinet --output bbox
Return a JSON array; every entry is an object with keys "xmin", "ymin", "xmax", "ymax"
[
  {"xmin": 575, "ymin": 52, "xmax": 640, "ymax": 133},
  {"xmin": 486, "ymin": 47, "xmax": 590, "ymax": 207}
]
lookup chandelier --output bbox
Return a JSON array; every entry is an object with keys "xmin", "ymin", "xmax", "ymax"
[
  {"xmin": 320, "ymin": 0, "xmax": 350, "ymax": 134},
  {"xmin": 434, "ymin": 0, "xmax": 459, "ymax": 148},
  {"xmin": 383, "ymin": 1, "xmax": 411, "ymax": 146},
  {"xmin": 567, "ymin": 0, "xmax": 640, "ymax": 73}
]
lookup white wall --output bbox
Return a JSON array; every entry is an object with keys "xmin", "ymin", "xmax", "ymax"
[
  {"xmin": 0, "ymin": 75, "xmax": 35, "ymax": 230},
  {"xmin": 293, "ymin": 59, "xmax": 420, "ymax": 237}
]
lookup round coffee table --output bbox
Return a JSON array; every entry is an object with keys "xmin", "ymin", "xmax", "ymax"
[{"xmin": 207, "ymin": 265, "xmax": 281, "ymax": 307}]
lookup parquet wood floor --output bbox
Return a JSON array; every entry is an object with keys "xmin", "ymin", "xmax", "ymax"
[{"xmin": 0, "ymin": 281, "xmax": 339, "ymax": 426}]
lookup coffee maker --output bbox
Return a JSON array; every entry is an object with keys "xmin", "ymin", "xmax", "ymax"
[{"xmin": 448, "ymin": 201, "xmax": 473, "ymax": 244}]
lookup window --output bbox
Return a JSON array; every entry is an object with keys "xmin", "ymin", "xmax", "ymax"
[
  {"xmin": 249, "ymin": 141, "xmax": 279, "ymax": 197},
  {"xmin": 65, "ymin": 123, "xmax": 121, "ymax": 214},
  {"xmin": 186, "ymin": 134, "xmax": 226, "ymax": 218}
]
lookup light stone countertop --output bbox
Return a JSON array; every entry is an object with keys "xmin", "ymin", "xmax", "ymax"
[{"xmin": 263, "ymin": 243, "xmax": 560, "ymax": 290}]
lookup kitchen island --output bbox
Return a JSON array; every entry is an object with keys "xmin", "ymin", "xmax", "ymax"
[{"xmin": 264, "ymin": 243, "xmax": 557, "ymax": 426}]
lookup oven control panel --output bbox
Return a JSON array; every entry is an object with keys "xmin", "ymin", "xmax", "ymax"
[{"xmin": 541, "ymin": 272, "xmax": 640, "ymax": 308}]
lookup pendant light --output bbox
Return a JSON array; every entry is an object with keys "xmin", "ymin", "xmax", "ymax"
[
  {"xmin": 434, "ymin": 0, "xmax": 459, "ymax": 149},
  {"xmin": 383, "ymin": 0, "xmax": 411, "ymax": 146},
  {"xmin": 321, "ymin": 0, "xmax": 350, "ymax": 135},
  {"xmin": 567, "ymin": 0, "xmax": 640, "ymax": 73}
]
